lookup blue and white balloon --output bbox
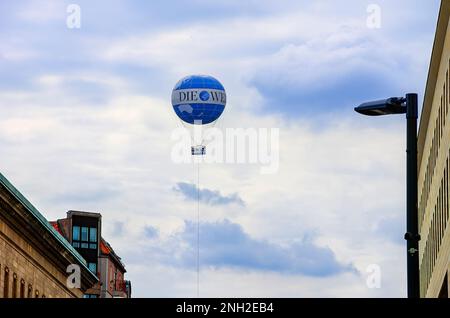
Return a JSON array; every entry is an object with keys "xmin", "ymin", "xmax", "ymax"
[{"xmin": 171, "ymin": 75, "xmax": 226, "ymax": 125}]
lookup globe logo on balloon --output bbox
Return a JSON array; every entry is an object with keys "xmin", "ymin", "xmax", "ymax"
[
  {"xmin": 171, "ymin": 75, "xmax": 226, "ymax": 125},
  {"xmin": 199, "ymin": 90, "xmax": 210, "ymax": 101}
]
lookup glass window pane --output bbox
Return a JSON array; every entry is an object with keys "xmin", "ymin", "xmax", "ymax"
[
  {"xmin": 81, "ymin": 227, "xmax": 88, "ymax": 241},
  {"xmin": 73, "ymin": 226, "xmax": 80, "ymax": 241},
  {"xmin": 88, "ymin": 263, "xmax": 97, "ymax": 274},
  {"xmin": 89, "ymin": 228, "xmax": 97, "ymax": 242},
  {"xmin": 81, "ymin": 243, "xmax": 88, "ymax": 249},
  {"xmin": 89, "ymin": 243, "xmax": 97, "ymax": 250},
  {"xmin": 73, "ymin": 242, "xmax": 80, "ymax": 248}
]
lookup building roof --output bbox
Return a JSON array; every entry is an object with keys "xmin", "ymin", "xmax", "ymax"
[
  {"xmin": 67, "ymin": 210, "xmax": 102, "ymax": 219},
  {"xmin": 418, "ymin": 0, "xmax": 450, "ymax": 163},
  {"xmin": 100, "ymin": 238, "xmax": 126, "ymax": 272},
  {"xmin": 0, "ymin": 173, "xmax": 98, "ymax": 282},
  {"xmin": 100, "ymin": 239, "xmax": 111, "ymax": 254}
]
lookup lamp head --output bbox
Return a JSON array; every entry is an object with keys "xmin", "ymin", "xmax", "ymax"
[{"xmin": 355, "ymin": 97, "xmax": 407, "ymax": 116}]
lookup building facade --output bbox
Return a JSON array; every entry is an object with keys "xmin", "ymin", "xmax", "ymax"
[
  {"xmin": 0, "ymin": 174, "xmax": 98, "ymax": 298},
  {"xmin": 418, "ymin": 0, "xmax": 450, "ymax": 298},
  {"xmin": 52, "ymin": 211, "xmax": 131, "ymax": 298}
]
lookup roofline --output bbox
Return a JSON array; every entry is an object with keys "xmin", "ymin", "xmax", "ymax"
[
  {"xmin": 0, "ymin": 173, "xmax": 98, "ymax": 282},
  {"xmin": 418, "ymin": 0, "xmax": 450, "ymax": 164},
  {"xmin": 101, "ymin": 238, "xmax": 127, "ymax": 272},
  {"xmin": 109, "ymin": 252, "xmax": 126, "ymax": 273},
  {"xmin": 67, "ymin": 210, "xmax": 102, "ymax": 218}
]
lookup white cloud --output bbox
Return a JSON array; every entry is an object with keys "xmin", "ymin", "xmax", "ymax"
[
  {"xmin": 15, "ymin": 0, "xmax": 65, "ymax": 23},
  {"xmin": 0, "ymin": 44, "xmax": 39, "ymax": 62},
  {"xmin": 128, "ymin": 265, "xmax": 401, "ymax": 298}
]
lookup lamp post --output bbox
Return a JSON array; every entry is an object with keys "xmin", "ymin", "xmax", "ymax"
[{"xmin": 354, "ymin": 93, "xmax": 420, "ymax": 298}]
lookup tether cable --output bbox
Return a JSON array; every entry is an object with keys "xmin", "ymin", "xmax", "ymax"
[{"xmin": 196, "ymin": 159, "xmax": 200, "ymax": 297}]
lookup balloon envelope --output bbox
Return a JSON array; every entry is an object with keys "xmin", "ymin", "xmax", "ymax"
[{"xmin": 171, "ymin": 75, "xmax": 226, "ymax": 125}]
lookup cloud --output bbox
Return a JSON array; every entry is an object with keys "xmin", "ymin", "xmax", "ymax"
[
  {"xmin": 144, "ymin": 225, "xmax": 159, "ymax": 239},
  {"xmin": 51, "ymin": 188, "xmax": 119, "ymax": 205},
  {"xmin": 375, "ymin": 214, "xmax": 405, "ymax": 245},
  {"xmin": 15, "ymin": 0, "xmax": 65, "ymax": 24},
  {"xmin": 126, "ymin": 265, "xmax": 396, "ymax": 298},
  {"xmin": 173, "ymin": 182, "xmax": 245, "ymax": 206},
  {"xmin": 175, "ymin": 219, "xmax": 356, "ymax": 276},
  {"xmin": 248, "ymin": 31, "xmax": 402, "ymax": 115},
  {"xmin": 111, "ymin": 221, "xmax": 125, "ymax": 236}
]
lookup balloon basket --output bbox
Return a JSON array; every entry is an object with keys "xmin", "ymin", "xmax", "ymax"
[{"xmin": 191, "ymin": 145, "xmax": 206, "ymax": 156}]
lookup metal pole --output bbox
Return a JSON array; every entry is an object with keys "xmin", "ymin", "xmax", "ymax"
[{"xmin": 405, "ymin": 93, "xmax": 420, "ymax": 298}]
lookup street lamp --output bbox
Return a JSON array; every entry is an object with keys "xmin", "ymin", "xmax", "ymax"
[{"xmin": 355, "ymin": 93, "xmax": 420, "ymax": 298}]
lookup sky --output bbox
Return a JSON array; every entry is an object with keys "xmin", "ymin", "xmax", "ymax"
[{"xmin": 0, "ymin": 0, "xmax": 442, "ymax": 297}]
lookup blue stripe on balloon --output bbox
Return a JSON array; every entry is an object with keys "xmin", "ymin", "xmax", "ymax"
[
  {"xmin": 174, "ymin": 75, "xmax": 225, "ymax": 91},
  {"xmin": 173, "ymin": 104, "xmax": 225, "ymax": 125}
]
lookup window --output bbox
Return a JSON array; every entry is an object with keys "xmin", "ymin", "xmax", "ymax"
[
  {"xmin": 81, "ymin": 227, "xmax": 88, "ymax": 241},
  {"xmin": 90, "ymin": 228, "xmax": 97, "ymax": 243},
  {"xmin": 3, "ymin": 267, "xmax": 9, "ymax": 298},
  {"xmin": 73, "ymin": 226, "xmax": 98, "ymax": 250},
  {"xmin": 73, "ymin": 226, "xmax": 80, "ymax": 241},
  {"xmin": 20, "ymin": 280, "xmax": 25, "ymax": 298},
  {"xmin": 88, "ymin": 227, "xmax": 97, "ymax": 249},
  {"xmin": 83, "ymin": 294, "xmax": 98, "ymax": 298},
  {"xmin": 88, "ymin": 262, "xmax": 97, "ymax": 274},
  {"xmin": 12, "ymin": 274, "xmax": 17, "ymax": 298}
]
